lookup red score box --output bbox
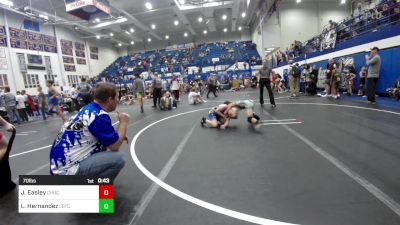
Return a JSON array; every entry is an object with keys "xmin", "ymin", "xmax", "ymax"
[{"xmin": 99, "ymin": 185, "xmax": 114, "ymax": 199}]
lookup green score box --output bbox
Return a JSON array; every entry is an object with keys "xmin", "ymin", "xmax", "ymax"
[{"xmin": 99, "ymin": 199, "xmax": 114, "ymax": 213}]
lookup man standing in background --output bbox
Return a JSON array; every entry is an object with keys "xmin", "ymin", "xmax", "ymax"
[
  {"xmin": 152, "ymin": 73, "xmax": 162, "ymax": 109},
  {"xmin": 259, "ymin": 62, "xmax": 276, "ymax": 107},
  {"xmin": 365, "ymin": 47, "xmax": 381, "ymax": 104},
  {"xmin": 1, "ymin": 87, "xmax": 21, "ymax": 125}
]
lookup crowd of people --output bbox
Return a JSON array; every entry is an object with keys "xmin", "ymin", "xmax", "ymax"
[
  {"xmin": 102, "ymin": 40, "xmax": 261, "ymax": 80},
  {"xmin": 272, "ymin": 0, "xmax": 400, "ymax": 67}
]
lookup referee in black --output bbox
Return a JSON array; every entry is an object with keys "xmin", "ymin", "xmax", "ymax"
[{"xmin": 259, "ymin": 62, "xmax": 276, "ymax": 107}]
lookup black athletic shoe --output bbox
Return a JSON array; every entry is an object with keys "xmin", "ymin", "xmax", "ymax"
[
  {"xmin": 201, "ymin": 117, "xmax": 206, "ymax": 127},
  {"xmin": 152, "ymin": 105, "xmax": 156, "ymax": 108},
  {"xmin": 272, "ymin": 104, "xmax": 276, "ymax": 108}
]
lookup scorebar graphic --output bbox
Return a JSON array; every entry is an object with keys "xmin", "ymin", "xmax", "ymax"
[{"xmin": 18, "ymin": 175, "xmax": 114, "ymax": 213}]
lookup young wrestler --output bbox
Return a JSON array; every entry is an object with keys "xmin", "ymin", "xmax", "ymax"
[
  {"xmin": 223, "ymin": 100, "xmax": 261, "ymax": 125},
  {"xmin": 188, "ymin": 88, "xmax": 205, "ymax": 105},
  {"xmin": 201, "ymin": 103, "xmax": 231, "ymax": 129}
]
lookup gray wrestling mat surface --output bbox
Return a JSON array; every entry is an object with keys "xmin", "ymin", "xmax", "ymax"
[{"xmin": 1, "ymin": 90, "xmax": 400, "ymax": 225}]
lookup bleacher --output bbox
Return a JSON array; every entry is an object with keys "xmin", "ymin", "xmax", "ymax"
[{"xmin": 100, "ymin": 40, "xmax": 262, "ymax": 79}]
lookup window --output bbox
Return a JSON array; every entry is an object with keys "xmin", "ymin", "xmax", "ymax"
[
  {"xmin": 0, "ymin": 74, "xmax": 8, "ymax": 89},
  {"xmin": 23, "ymin": 74, "xmax": 40, "ymax": 88},
  {"xmin": 44, "ymin": 74, "xmax": 59, "ymax": 86},
  {"xmin": 68, "ymin": 75, "xmax": 90, "ymax": 86},
  {"xmin": 68, "ymin": 75, "xmax": 80, "ymax": 86}
]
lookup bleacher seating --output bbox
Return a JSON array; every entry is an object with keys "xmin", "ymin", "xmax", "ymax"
[{"xmin": 100, "ymin": 40, "xmax": 262, "ymax": 79}]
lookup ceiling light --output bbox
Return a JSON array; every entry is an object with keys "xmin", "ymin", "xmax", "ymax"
[
  {"xmin": 130, "ymin": 28, "xmax": 135, "ymax": 33},
  {"xmin": 340, "ymin": 0, "xmax": 346, "ymax": 4},
  {"xmin": 125, "ymin": 31, "xmax": 130, "ymax": 35},
  {"xmin": 222, "ymin": 14, "xmax": 227, "ymax": 20},
  {"xmin": 267, "ymin": 47, "xmax": 275, "ymax": 51},
  {"xmin": 203, "ymin": 30, "xmax": 208, "ymax": 34},
  {"xmin": 223, "ymin": 28, "xmax": 228, "ymax": 32},
  {"xmin": 131, "ymin": 41, "xmax": 135, "ymax": 45},
  {"xmin": 145, "ymin": 2, "xmax": 153, "ymax": 10},
  {"xmin": 95, "ymin": 17, "xmax": 100, "ymax": 23},
  {"xmin": 39, "ymin": 14, "xmax": 49, "ymax": 20},
  {"xmin": 265, "ymin": 50, "xmax": 271, "ymax": 53},
  {"xmin": 174, "ymin": 20, "xmax": 179, "ymax": 26},
  {"xmin": 198, "ymin": 17, "xmax": 203, "ymax": 23},
  {"xmin": 151, "ymin": 24, "xmax": 156, "ymax": 29},
  {"xmin": 238, "ymin": 26, "xmax": 242, "ymax": 31},
  {"xmin": 165, "ymin": 35, "xmax": 169, "ymax": 39},
  {"xmin": 241, "ymin": 12, "xmax": 246, "ymax": 18},
  {"xmin": 147, "ymin": 38, "xmax": 152, "ymax": 42},
  {"xmin": 296, "ymin": 0, "xmax": 301, "ymax": 3},
  {"xmin": 184, "ymin": 32, "xmax": 188, "ymax": 37},
  {"xmin": 74, "ymin": 26, "xmax": 78, "ymax": 30},
  {"xmin": 109, "ymin": 32, "xmax": 114, "ymax": 36},
  {"xmin": 118, "ymin": 43, "xmax": 122, "ymax": 47},
  {"xmin": 0, "ymin": 0, "xmax": 13, "ymax": 7},
  {"xmin": 115, "ymin": 17, "xmax": 127, "ymax": 23},
  {"xmin": 96, "ymin": 35, "xmax": 101, "ymax": 39}
]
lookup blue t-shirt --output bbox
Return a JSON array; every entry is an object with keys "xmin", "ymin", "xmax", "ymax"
[{"xmin": 49, "ymin": 102, "xmax": 119, "ymax": 175}]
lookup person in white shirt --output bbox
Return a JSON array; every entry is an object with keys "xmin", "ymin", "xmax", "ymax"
[
  {"xmin": 16, "ymin": 91, "xmax": 28, "ymax": 122},
  {"xmin": 170, "ymin": 75, "xmax": 180, "ymax": 101},
  {"xmin": 188, "ymin": 88, "xmax": 205, "ymax": 105}
]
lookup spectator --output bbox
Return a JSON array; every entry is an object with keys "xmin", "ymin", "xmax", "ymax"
[
  {"xmin": 365, "ymin": 47, "xmax": 381, "ymax": 104},
  {"xmin": 289, "ymin": 61, "xmax": 301, "ymax": 98},
  {"xmin": 152, "ymin": 73, "xmax": 162, "ymax": 109},
  {"xmin": 358, "ymin": 66, "xmax": 367, "ymax": 96},
  {"xmin": 16, "ymin": 91, "xmax": 28, "ymax": 122},
  {"xmin": 258, "ymin": 62, "xmax": 276, "ymax": 107},
  {"xmin": 320, "ymin": 58, "xmax": 336, "ymax": 98},
  {"xmin": 171, "ymin": 75, "xmax": 180, "ymax": 101},
  {"xmin": 78, "ymin": 77, "xmax": 93, "ymax": 106},
  {"xmin": 1, "ymin": 87, "xmax": 21, "ymax": 125},
  {"xmin": 0, "ymin": 115, "xmax": 16, "ymax": 197},
  {"xmin": 133, "ymin": 74, "xmax": 145, "ymax": 113},
  {"xmin": 21, "ymin": 90, "xmax": 36, "ymax": 117},
  {"xmin": 37, "ymin": 86, "xmax": 47, "ymax": 120},
  {"xmin": 345, "ymin": 63, "xmax": 356, "ymax": 95},
  {"xmin": 387, "ymin": 79, "xmax": 400, "ymax": 100},
  {"xmin": 49, "ymin": 83, "xmax": 129, "ymax": 181}
]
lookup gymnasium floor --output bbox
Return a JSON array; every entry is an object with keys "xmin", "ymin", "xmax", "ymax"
[{"xmin": 1, "ymin": 90, "xmax": 400, "ymax": 225}]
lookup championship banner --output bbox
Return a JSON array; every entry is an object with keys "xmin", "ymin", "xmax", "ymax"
[
  {"xmin": 62, "ymin": 48, "xmax": 73, "ymax": 56},
  {"xmin": 9, "ymin": 27, "xmax": 27, "ymax": 39},
  {"xmin": 75, "ymin": 42, "xmax": 85, "ymax": 50},
  {"xmin": 44, "ymin": 45, "xmax": 57, "ymax": 53},
  {"xmin": 28, "ymin": 42, "xmax": 44, "ymax": 51},
  {"xmin": 0, "ymin": 26, "xmax": 6, "ymax": 36},
  {"xmin": 90, "ymin": 46, "xmax": 98, "ymax": 53},
  {"xmin": 61, "ymin": 39, "xmax": 73, "ymax": 49},
  {"xmin": 42, "ymin": 35, "xmax": 57, "ymax": 46},
  {"xmin": 77, "ymin": 58, "xmax": 86, "ymax": 65},
  {"xmin": 90, "ymin": 53, "xmax": 98, "ymax": 60},
  {"xmin": 27, "ymin": 31, "xmax": 43, "ymax": 42},
  {"xmin": 10, "ymin": 38, "xmax": 27, "ymax": 49},
  {"xmin": 75, "ymin": 50, "xmax": 85, "ymax": 58},
  {"xmin": 0, "ymin": 37, "xmax": 7, "ymax": 47},
  {"xmin": 320, "ymin": 28, "xmax": 337, "ymax": 51},
  {"xmin": 63, "ymin": 56, "xmax": 74, "ymax": 64},
  {"xmin": 64, "ymin": 64, "xmax": 76, "ymax": 72}
]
